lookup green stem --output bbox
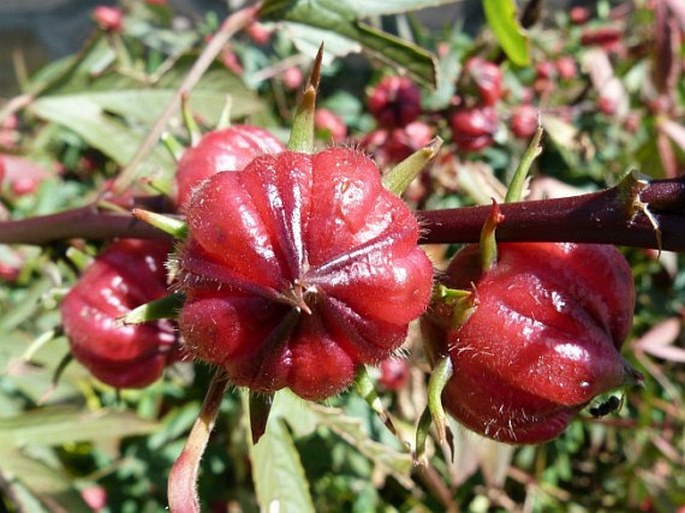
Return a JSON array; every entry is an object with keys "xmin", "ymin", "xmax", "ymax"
[
  {"xmin": 479, "ymin": 201, "xmax": 505, "ymax": 272},
  {"xmin": 181, "ymin": 93, "xmax": 202, "ymax": 146}
]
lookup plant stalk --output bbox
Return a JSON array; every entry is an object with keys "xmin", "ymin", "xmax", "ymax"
[
  {"xmin": 168, "ymin": 369, "xmax": 230, "ymax": 513},
  {"xmin": 1, "ymin": 177, "xmax": 684, "ymax": 250}
]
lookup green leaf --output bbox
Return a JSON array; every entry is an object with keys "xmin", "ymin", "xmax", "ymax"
[
  {"xmin": 0, "ymin": 449, "xmax": 93, "ymax": 513},
  {"xmin": 30, "ymin": 93, "xmax": 173, "ymax": 170},
  {"xmin": 29, "ymin": 60, "xmax": 263, "ymax": 186},
  {"xmin": 311, "ymin": 404, "xmax": 414, "ymax": 488},
  {"xmin": 267, "ymin": 390, "xmax": 319, "ymax": 437},
  {"xmin": 262, "ymin": 0, "xmax": 461, "ymax": 19},
  {"xmin": 251, "ymin": 418, "xmax": 316, "ymax": 513},
  {"xmin": 0, "ymin": 277, "xmax": 54, "ymax": 333},
  {"xmin": 266, "ymin": 391, "xmax": 413, "ymax": 489},
  {"xmin": 482, "ymin": 0, "xmax": 530, "ymax": 66},
  {"xmin": 261, "ymin": 0, "xmax": 439, "ymax": 86},
  {"xmin": 0, "ymin": 407, "xmax": 159, "ymax": 447}
]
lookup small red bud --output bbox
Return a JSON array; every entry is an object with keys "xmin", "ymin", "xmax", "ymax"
[
  {"xmin": 368, "ymin": 76, "xmax": 422, "ymax": 128},
  {"xmin": 463, "ymin": 57, "xmax": 504, "ymax": 106},
  {"xmin": 93, "ymin": 6, "xmax": 123, "ymax": 32},
  {"xmin": 175, "ymin": 125, "xmax": 284, "ymax": 209},
  {"xmin": 379, "ymin": 358, "xmax": 410, "ymax": 391},
  {"xmin": 510, "ymin": 105, "xmax": 539, "ymax": 139},
  {"xmin": 220, "ymin": 48, "xmax": 243, "ymax": 75},
  {"xmin": 314, "ymin": 109, "xmax": 348, "ymax": 143},
  {"xmin": 555, "ymin": 56, "xmax": 578, "ymax": 80},
  {"xmin": 61, "ymin": 239, "xmax": 181, "ymax": 389},
  {"xmin": 283, "ymin": 66, "xmax": 304, "ymax": 91},
  {"xmin": 245, "ymin": 22, "xmax": 272, "ymax": 45},
  {"xmin": 569, "ymin": 6, "xmax": 591, "ymax": 25},
  {"xmin": 449, "ymin": 105, "xmax": 498, "ymax": 152},
  {"xmin": 581, "ymin": 27, "xmax": 623, "ymax": 52}
]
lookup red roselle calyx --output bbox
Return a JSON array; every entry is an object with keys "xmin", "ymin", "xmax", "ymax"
[
  {"xmin": 367, "ymin": 76, "xmax": 422, "ymax": 128},
  {"xmin": 449, "ymin": 105, "xmax": 498, "ymax": 152},
  {"xmin": 60, "ymin": 239, "xmax": 181, "ymax": 388},
  {"xmin": 379, "ymin": 358, "xmax": 410, "ymax": 391},
  {"xmin": 462, "ymin": 57, "xmax": 504, "ymax": 106},
  {"xmin": 314, "ymin": 108, "xmax": 348, "ymax": 143},
  {"xmin": 510, "ymin": 105, "xmax": 539, "ymax": 139},
  {"xmin": 362, "ymin": 121, "xmax": 433, "ymax": 168},
  {"xmin": 424, "ymin": 242, "xmax": 639, "ymax": 444},
  {"xmin": 175, "ymin": 147, "xmax": 433, "ymax": 400},
  {"xmin": 174, "ymin": 125, "xmax": 284, "ymax": 208}
]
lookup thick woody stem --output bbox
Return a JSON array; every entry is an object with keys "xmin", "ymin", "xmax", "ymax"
[
  {"xmin": 0, "ymin": 204, "xmax": 168, "ymax": 245},
  {"xmin": 418, "ymin": 176, "xmax": 685, "ymax": 251},
  {"xmin": 1, "ymin": 177, "xmax": 683, "ymax": 250}
]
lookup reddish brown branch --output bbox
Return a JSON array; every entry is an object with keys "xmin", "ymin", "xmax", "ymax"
[
  {"xmin": 0, "ymin": 204, "xmax": 168, "ymax": 245},
  {"xmin": 1, "ymin": 177, "xmax": 684, "ymax": 251},
  {"xmin": 418, "ymin": 176, "xmax": 685, "ymax": 251}
]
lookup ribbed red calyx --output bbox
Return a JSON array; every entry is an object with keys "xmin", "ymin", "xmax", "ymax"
[
  {"xmin": 510, "ymin": 105, "xmax": 539, "ymax": 139},
  {"xmin": 367, "ymin": 76, "xmax": 422, "ymax": 129},
  {"xmin": 463, "ymin": 57, "xmax": 503, "ymax": 106},
  {"xmin": 174, "ymin": 125, "xmax": 284, "ymax": 208},
  {"xmin": 61, "ymin": 239, "xmax": 180, "ymax": 388},
  {"xmin": 449, "ymin": 106, "xmax": 498, "ymax": 152},
  {"xmin": 427, "ymin": 242, "xmax": 636, "ymax": 444},
  {"xmin": 177, "ymin": 147, "xmax": 434, "ymax": 400}
]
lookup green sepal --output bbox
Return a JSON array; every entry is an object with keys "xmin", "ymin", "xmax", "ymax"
[
  {"xmin": 287, "ymin": 44, "xmax": 323, "ymax": 153},
  {"xmin": 216, "ymin": 95, "xmax": 233, "ymax": 130},
  {"xmin": 161, "ymin": 132, "xmax": 186, "ymax": 162},
  {"xmin": 21, "ymin": 329, "xmax": 61, "ymax": 363},
  {"xmin": 433, "ymin": 284, "xmax": 477, "ymax": 331},
  {"xmin": 65, "ymin": 246, "xmax": 94, "ymax": 272},
  {"xmin": 118, "ymin": 292, "xmax": 186, "ymax": 325},
  {"xmin": 479, "ymin": 200, "xmax": 504, "ymax": 272},
  {"xmin": 414, "ymin": 406, "xmax": 433, "ymax": 463},
  {"xmin": 427, "ymin": 355, "xmax": 453, "ymax": 446},
  {"xmin": 483, "ymin": 0, "xmax": 530, "ymax": 66},
  {"xmin": 132, "ymin": 208, "xmax": 188, "ymax": 239},
  {"xmin": 249, "ymin": 392, "xmax": 275, "ymax": 445},
  {"xmin": 181, "ymin": 92, "xmax": 202, "ymax": 146},
  {"xmin": 504, "ymin": 125, "xmax": 543, "ymax": 203},
  {"xmin": 382, "ymin": 137, "xmax": 443, "ymax": 197},
  {"xmin": 354, "ymin": 365, "xmax": 398, "ymax": 436}
]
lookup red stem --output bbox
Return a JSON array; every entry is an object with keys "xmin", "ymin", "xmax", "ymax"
[{"xmin": 168, "ymin": 369, "xmax": 230, "ymax": 513}]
